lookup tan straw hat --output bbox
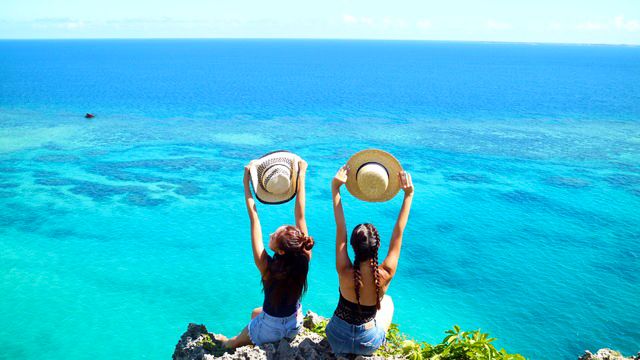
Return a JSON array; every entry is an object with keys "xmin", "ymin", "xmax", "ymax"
[
  {"xmin": 249, "ymin": 150, "xmax": 302, "ymax": 204},
  {"xmin": 346, "ymin": 149, "xmax": 403, "ymax": 202}
]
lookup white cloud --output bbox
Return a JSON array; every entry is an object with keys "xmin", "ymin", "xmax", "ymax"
[
  {"xmin": 486, "ymin": 20, "xmax": 511, "ymax": 30},
  {"xmin": 577, "ymin": 21, "xmax": 608, "ymax": 31},
  {"xmin": 341, "ymin": 15, "xmax": 375, "ymax": 27},
  {"xmin": 342, "ymin": 15, "xmax": 414, "ymax": 30},
  {"xmin": 627, "ymin": 20, "xmax": 640, "ymax": 31},
  {"xmin": 65, "ymin": 21, "xmax": 85, "ymax": 29},
  {"xmin": 342, "ymin": 14, "xmax": 357, "ymax": 24},
  {"xmin": 416, "ymin": 20, "xmax": 432, "ymax": 30},
  {"xmin": 615, "ymin": 15, "xmax": 640, "ymax": 32},
  {"xmin": 575, "ymin": 16, "xmax": 640, "ymax": 32},
  {"xmin": 548, "ymin": 22, "xmax": 563, "ymax": 31},
  {"xmin": 360, "ymin": 16, "xmax": 374, "ymax": 26},
  {"xmin": 31, "ymin": 18, "xmax": 87, "ymax": 30},
  {"xmin": 380, "ymin": 16, "xmax": 409, "ymax": 29}
]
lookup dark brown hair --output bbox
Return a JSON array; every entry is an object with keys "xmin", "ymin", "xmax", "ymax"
[
  {"xmin": 350, "ymin": 223, "xmax": 382, "ymax": 310},
  {"xmin": 262, "ymin": 225, "xmax": 314, "ymax": 310}
]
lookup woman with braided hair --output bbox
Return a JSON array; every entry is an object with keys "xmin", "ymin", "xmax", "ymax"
[
  {"xmin": 223, "ymin": 159, "xmax": 314, "ymax": 348},
  {"xmin": 326, "ymin": 164, "xmax": 414, "ymax": 355}
]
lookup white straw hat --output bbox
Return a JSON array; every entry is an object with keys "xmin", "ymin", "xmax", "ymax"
[
  {"xmin": 249, "ymin": 150, "xmax": 302, "ymax": 204},
  {"xmin": 346, "ymin": 149, "xmax": 403, "ymax": 202}
]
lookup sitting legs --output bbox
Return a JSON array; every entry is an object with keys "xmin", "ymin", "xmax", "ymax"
[{"xmin": 223, "ymin": 307, "xmax": 262, "ymax": 348}]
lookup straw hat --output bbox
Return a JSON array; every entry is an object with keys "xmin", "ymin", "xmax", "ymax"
[
  {"xmin": 249, "ymin": 150, "xmax": 302, "ymax": 204},
  {"xmin": 346, "ymin": 149, "xmax": 403, "ymax": 202}
]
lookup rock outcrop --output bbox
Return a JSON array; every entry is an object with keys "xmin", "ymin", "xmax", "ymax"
[
  {"xmin": 173, "ymin": 311, "xmax": 638, "ymax": 360},
  {"xmin": 172, "ymin": 311, "xmax": 394, "ymax": 360},
  {"xmin": 578, "ymin": 349, "xmax": 640, "ymax": 360}
]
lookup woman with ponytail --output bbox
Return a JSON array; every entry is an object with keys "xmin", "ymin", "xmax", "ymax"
[
  {"xmin": 223, "ymin": 160, "xmax": 314, "ymax": 348},
  {"xmin": 326, "ymin": 165, "xmax": 414, "ymax": 356}
]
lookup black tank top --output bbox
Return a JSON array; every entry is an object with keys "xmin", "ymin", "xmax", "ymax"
[
  {"xmin": 262, "ymin": 255, "xmax": 299, "ymax": 317},
  {"xmin": 333, "ymin": 289, "xmax": 377, "ymax": 325}
]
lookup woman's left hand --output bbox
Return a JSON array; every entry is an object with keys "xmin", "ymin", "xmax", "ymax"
[{"xmin": 399, "ymin": 171, "xmax": 414, "ymax": 196}]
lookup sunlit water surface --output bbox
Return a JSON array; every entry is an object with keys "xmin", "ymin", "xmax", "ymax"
[{"xmin": 1, "ymin": 40, "xmax": 639, "ymax": 359}]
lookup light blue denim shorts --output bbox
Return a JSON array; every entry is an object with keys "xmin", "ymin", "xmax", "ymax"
[
  {"xmin": 247, "ymin": 305, "xmax": 303, "ymax": 346},
  {"xmin": 326, "ymin": 314, "xmax": 386, "ymax": 355}
]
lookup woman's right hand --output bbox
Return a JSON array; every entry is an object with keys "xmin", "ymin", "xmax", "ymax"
[{"xmin": 332, "ymin": 165, "xmax": 349, "ymax": 190}]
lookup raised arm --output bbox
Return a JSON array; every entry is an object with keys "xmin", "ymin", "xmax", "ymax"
[
  {"xmin": 332, "ymin": 165, "xmax": 352, "ymax": 274},
  {"xmin": 381, "ymin": 171, "xmax": 414, "ymax": 278},
  {"xmin": 244, "ymin": 165, "xmax": 269, "ymax": 275},
  {"xmin": 295, "ymin": 159, "xmax": 308, "ymax": 236}
]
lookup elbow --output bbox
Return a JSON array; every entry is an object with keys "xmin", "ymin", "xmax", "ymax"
[{"xmin": 382, "ymin": 265, "xmax": 397, "ymax": 279}]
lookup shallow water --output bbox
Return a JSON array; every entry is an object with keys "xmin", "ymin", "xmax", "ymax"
[{"xmin": 1, "ymin": 40, "xmax": 639, "ymax": 359}]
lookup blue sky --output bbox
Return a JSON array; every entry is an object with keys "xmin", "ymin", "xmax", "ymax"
[{"xmin": 1, "ymin": 0, "xmax": 639, "ymax": 44}]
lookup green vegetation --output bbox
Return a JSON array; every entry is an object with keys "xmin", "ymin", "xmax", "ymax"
[
  {"xmin": 196, "ymin": 333, "xmax": 227, "ymax": 357},
  {"xmin": 207, "ymin": 317, "xmax": 524, "ymax": 359},
  {"xmin": 376, "ymin": 324, "xmax": 526, "ymax": 360},
  {"xmin": 307, "ymin": 319, "xmax": 328, "ymax": 337},
  {"xmin": 307, "ymin": 319, "xmax": 525, "ymax": 359}
]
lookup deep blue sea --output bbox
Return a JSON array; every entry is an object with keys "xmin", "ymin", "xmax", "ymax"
[{"xmin": 1, "ymin": 39, "xmax": 639, "ymax": 360}]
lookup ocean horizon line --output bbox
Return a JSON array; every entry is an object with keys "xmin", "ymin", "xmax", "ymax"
[{"xmin": 0, "ymin": 36, "xmax": 638, "ymax": 47}]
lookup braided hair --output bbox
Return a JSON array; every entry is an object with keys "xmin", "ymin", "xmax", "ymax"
[{"xmin": 350, "ymin": 223, "xmax": 382, "ymax": 310}]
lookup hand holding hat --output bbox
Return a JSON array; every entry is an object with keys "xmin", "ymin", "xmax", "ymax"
[
  {"xmin": 332, "ymin": 164, "xmax": 349, "ymax": 189},
  {"xmin": 248, "ymin": 150, "xmax": 303, "ymax": 205},
  {"xmin": 399, "ymin": 170, "xmax": 414, "ymax": 196},
  {"xmin": 298, "ymin": 158, "xmax": 308, "ymax": 174}
]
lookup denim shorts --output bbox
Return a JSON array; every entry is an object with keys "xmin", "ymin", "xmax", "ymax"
[
  {"xmin": 247, "ymin": 305, "xmax": 303, "ymax": 346},
  {"xmin": 326, "ymin": 315, "xmax": 386, "ymax": 355}
]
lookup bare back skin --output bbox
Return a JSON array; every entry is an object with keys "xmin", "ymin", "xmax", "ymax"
[{"xmin": 338, "ymin": 264, "xmax": 391, "ymax": 306}]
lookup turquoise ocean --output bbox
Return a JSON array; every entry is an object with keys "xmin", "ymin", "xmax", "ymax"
[{"xmin": 0, "ymin": 40, "xmax": 639, "ymax": 359}]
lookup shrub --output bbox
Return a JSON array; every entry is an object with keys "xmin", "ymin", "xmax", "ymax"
[
  {"xmin": 307, "ymin": 319, "xmax": 328, "ymax": 337},
  {"xmin": 375, "ymin": 324, "xmax": 526, "ymax": 360}
]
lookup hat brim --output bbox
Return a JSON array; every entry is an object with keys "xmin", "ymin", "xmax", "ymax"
[
  {"xmin": 345, "ymin": 149, "xmax": 403, "ymax": 202},
  {"xmin": 249, "ymin": 150, "xmax": 301, "ymax": 205}
]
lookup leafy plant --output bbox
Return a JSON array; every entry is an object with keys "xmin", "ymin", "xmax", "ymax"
[
  {"xmin": 307, "ymin": 319, "xmax": 328, "ymax": 337},
  {"xmin": 375, "ymin": 324, "xmax": 526, "ymax": 360},
  {"xmin": 197, "ymin": 333, "xmax": 228, "ymax": 356}
]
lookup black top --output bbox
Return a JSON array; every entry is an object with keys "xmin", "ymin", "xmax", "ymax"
[
  {"xmin": 262, "ymin": 254, "xmax": 299, "ymax": 317},
  {"xmin": 333, "ymin": 289, "xmax": 377, "ymax": 325}
]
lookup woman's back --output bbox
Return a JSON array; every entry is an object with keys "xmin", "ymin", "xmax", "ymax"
[
  {"xmin": 338, "ymin": 264, "xmax": 390, "ymax": 307},
  {"xmin": 262, "ymin": 250, "xmax": 312, "ymax": 317}
]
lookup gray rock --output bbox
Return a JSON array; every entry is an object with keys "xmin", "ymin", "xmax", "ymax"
[
  {"xmin": 172, "ymin": 323, "xmax": 211, "ymax": 360},
  {"xmin": 174, "ymin": 314, "xmax": 637, "ymax": 360},
  {"xmin": 578, "ymin": 348, "xmax": 640, "ymax": 360},
  {"xmin": 303, "ymin": 310, "xmax": 326, "ymax": 330},
  {"xmin": 172, "ymin": 313, "xmax": 396, "ymax": 360}
]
